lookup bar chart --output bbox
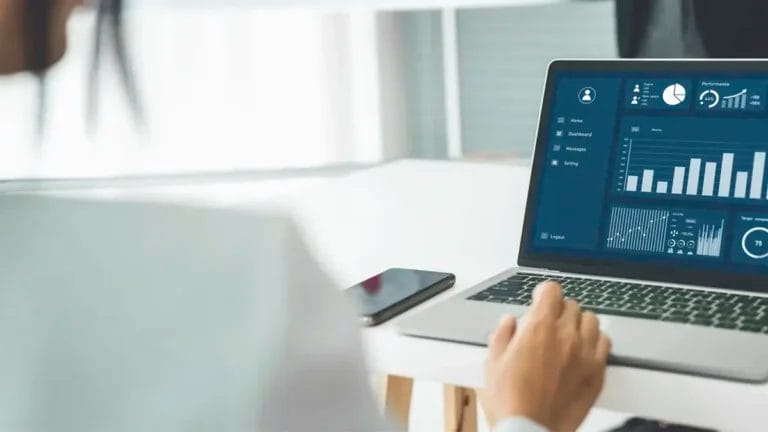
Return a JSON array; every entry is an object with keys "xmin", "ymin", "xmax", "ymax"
[
  {"xmin": 695, "ymin": 220, "xmax": 724, "ymax": 257},
  {"xmin": 721, "ymin": 89, "xmax": 747, "ymax": 110},
  {"xmin": 616, "ymin": 138, "xmax": 768, "ymax": 201}
]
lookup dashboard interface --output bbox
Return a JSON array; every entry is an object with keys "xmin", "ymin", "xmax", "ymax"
[{"xmin": 529, "ymin": 65, "xmax": 768, "ymax": 279}]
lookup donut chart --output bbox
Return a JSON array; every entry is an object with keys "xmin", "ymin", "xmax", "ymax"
[
  {"xmin": 729, "ymin": 215, "xmax": 768, "ymax": 266},
  {"xmin": 741, "ymin": 226, "xmax": 768, "ymax": 260}
]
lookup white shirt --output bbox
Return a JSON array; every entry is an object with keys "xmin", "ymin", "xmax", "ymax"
[{"xmin": 0, "ymin": 195, "xmax": 544, "ymax": 431}]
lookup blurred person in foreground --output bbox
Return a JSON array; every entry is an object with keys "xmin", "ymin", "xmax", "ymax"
[{"xmin": 0, "ymin": 2, "xmax": 610, "ymax": 431}]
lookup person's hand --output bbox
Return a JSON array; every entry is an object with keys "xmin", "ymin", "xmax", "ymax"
[{"xmin": 479, "ymin": 281, "xmax": 611, "ymax": 432}]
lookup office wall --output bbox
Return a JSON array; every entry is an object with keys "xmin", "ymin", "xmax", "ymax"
[{"xmin": 402, "ymin": 1, "xmax": 617, "ymax": 159}]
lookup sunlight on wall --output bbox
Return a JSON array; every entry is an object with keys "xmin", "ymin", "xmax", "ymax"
[{"xmin": 0, "ymin": 7, "xmax": 380, "ymax": 178}]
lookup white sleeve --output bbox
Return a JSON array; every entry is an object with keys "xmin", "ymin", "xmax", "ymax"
[
  {"xmin": 256, "ymin": 222, "xmax": 394, "ymax": 432},
  {"xmin": 494, "ymin": 417, "xmax": 549, "ymax": 432},
  {"xmin": 0, "ymin": 197, "xmax": 391, "ymax": 432}
]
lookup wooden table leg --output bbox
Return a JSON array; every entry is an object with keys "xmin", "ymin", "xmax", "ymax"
[
  {"xmin": 444, "ymin": 384, "xmax": 478, "ymax": 432},
  {"xmin": 379, "ymin": 374, "xmax": 414, "ymax": 429}
]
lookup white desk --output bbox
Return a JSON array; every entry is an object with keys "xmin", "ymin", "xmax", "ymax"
[
  {"xmin": 28, "ymin": 159, "xmax": 768, "ymax": 431},
  {"xmin": 270, "ymin": 159, "xmax": 768, "ymax": 432}
]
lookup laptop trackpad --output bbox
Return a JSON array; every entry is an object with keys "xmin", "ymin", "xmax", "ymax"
[{"xmin": 596, "ymin": 315, "xmax": 768, "ymax": 382}]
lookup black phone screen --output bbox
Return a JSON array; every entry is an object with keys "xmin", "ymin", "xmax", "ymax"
[{"xmin": 345, "ymin": 268, "xmax": 452, "ymax": 317}]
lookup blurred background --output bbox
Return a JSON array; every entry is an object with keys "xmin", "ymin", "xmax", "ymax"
[{"xmin": 0, "ymin": 0, "xmax": 614, "ymax": 180}]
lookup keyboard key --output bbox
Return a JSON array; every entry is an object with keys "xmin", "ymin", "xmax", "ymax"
[
  {"xmin": 661, "ymin": 315, "xmax": 688, "ymax": 323},
  {"xmin": 691, "ymin": 311, "xmax": 715, "ymax": 322},
  {"xmin": 714, "ymin": 321, "xmax": 738, "ymax": 330},
  {"xmin": 582, "ymin": 305, "xmax": 662, "ymax": 320},
  {"xmin": 742, "ymin": 305, "xmax": 765, "ymax": 315},
  {"xmin": 740, "ymin": 310, "xmax": 762, "ymax": 319},
  {"xmin": 742, "ymin": 318, "xmax": 768, "ymax": 328},
  {"xmin": 645, "ymin": 307, "xmax": 667, "ymax": 315},
  {"xmin": 688, "ymin": 318, "xmax": 713, "ymax": 326},
  {"xmin": 712, "ymin": 305, "xmax": 737, "ymax": 314},
  {"xmin": 665, "ymin": 302, "xmax": 688, "ymax": 311},
  {"xmin": 740, "ymin": 324, "xmax": 764, "ymax": 333}
]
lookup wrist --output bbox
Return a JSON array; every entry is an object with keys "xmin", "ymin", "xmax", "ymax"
[{"xmin": 498, "ymin": 404, "xmax": 550, "ymax": 429}]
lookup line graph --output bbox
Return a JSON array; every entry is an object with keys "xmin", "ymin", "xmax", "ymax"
[{"xmin": 606, "ymin": 207, "xmax": 669, "ymax": 253}]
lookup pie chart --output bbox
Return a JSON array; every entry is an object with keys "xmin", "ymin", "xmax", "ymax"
[{"xmin": 662, "ymin": 83, "xmax": 686, "ymax": 106}]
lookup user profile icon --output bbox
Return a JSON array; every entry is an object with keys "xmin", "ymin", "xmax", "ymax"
[{"xmin": 578, "ymin": 87, "xmax": 596, "ymax": 104}]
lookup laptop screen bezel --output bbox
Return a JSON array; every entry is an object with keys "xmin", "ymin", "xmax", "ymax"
[{"xmin": 518, "ymin": 59, "xmax": 768, "ymax": 292}]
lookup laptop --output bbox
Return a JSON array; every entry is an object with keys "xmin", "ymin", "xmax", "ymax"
[{"xmin": 397, "ymin": 60, "xmax": 768, "ymax": 383}]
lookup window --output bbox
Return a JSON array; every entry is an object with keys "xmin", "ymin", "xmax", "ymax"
[
  {"xmin": 402, "ymin": 1, "xmax": 617, "ymax": 158},
  {"xmin": 0, "ymin": 5, "xmax": 391, "ymax": 178}
]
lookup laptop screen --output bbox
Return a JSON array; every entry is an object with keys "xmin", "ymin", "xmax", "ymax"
[{"xmin": 521, "ymin": 61, "xmax": 768, "ymax": 290}]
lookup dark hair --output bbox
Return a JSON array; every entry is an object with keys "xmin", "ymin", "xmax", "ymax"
[
  {"xmin": 20, "ymin": 0, "xmax": 52, "ymax": 73},
  {"xmin": 21, "ymin": 0, "xmax": 143, "ymax": 133}
]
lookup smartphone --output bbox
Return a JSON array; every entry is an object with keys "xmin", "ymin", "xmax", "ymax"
[{"xmin": 345, "ymin": 268, "xmax": 456, "ymax": 326}]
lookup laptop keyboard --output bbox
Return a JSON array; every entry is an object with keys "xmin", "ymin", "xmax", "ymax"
[{"xmin": 467, "ymin": 272, "xmax": 768, "ymax": 334}]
